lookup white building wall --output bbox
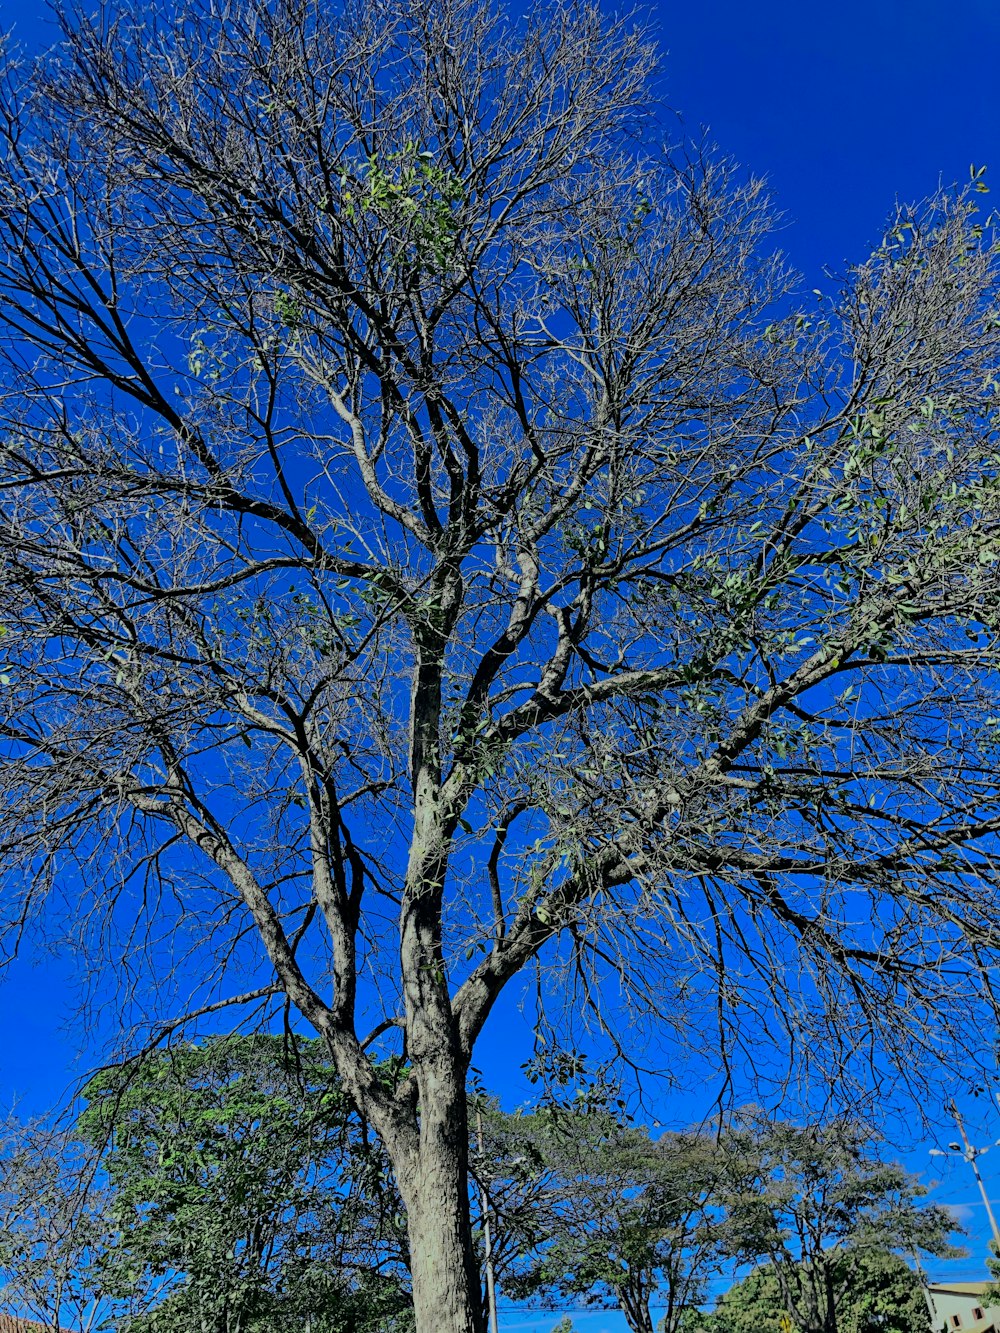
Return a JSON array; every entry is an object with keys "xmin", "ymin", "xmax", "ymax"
[{"xmin": 926, "ymin": 1284, "xmax": 1000, "ymax": 1331}]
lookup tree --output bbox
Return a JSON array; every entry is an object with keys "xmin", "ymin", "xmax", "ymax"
[
  {"xmin": 77, "ymin": 1036, "xmax": 411, "ymax": 1332},
  {"xmin": 466, "ymin": 1100, "xmax": 555, "ymax": 1327},
  {"xmin": 680, "ymin": 1265, "xmax": 788, "ymax": 1333},
  {"xmin": 836, "ymin": 1251, "xmax": 935, "ymax": 1333},
  {"xmin": 710, "ymin": 1115, "xmax": 957, "ymax": 1333},
  {"xmin": 504, "ymin": 1109, "xmax": 722, "ymax": 1333},
  {"xmin": 0, "ymin": 1116, "xmax": 152, "ymax": 1333},
  {"xmin": 685, "ymin": 1251, "xmax": 934, "ymax": 1333},
  {"xmin": 2, "ymin": 0, "xmax": 1000, "ymax": 1329}
]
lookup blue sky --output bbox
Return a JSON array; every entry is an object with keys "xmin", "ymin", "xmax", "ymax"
[
  {"xmin": 659, "ymin": 0, "xmax": 1000, "ymax": 286},
  {"xmin": 1, "ymin": 0, "xmax": 1000, "ymax": 1328}
]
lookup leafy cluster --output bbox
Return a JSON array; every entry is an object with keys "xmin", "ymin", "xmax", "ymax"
[
  {"xmin": 685, "ymin": 1252, "xmax": 933, "ymax": 1333},
  {"xmin": 77, "ymin": 1037, "xmax": 410, "ymax": 1333},
  {"xmin": 342, "ymin": 145, "xmax": 465, "ymax": 274}
]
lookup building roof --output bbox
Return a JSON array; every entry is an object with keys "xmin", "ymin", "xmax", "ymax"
[
  {"xmin": 928, "ymin": 1281, "xmax": 995, "ymax": 1296},
  {"xmin": 0, "ymin": 1316, "xmax": 59, "ymax": 1333}
]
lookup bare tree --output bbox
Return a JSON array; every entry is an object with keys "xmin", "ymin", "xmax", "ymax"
[
  {"xmin": 1, "ymin": 0, "xmax": 1000, "ymax": 1329},
  {"xmin": 0, "ymin": 1116, "xmax": 156, "ymax": 1332}
]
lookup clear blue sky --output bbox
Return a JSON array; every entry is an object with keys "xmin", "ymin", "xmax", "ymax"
[{"xmin": 1, "ymin": 0, "xmax": 999, "ymax": 1327}]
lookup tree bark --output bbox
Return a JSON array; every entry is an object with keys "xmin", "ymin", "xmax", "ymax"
[
  {"xmin": 387, "ymin": 591, "xmax": 484, "ymax": 1333},
  {"xmin": 823, "ymin": 1261, "xmax": 839, "ymax": 1333},
  {"xmin": 619, "ymin": 1280, "xmax": 656, "ymax": 1333},
  {"xmin": 394, "ymin": 1057, "xmax": 485, "ymax": 1333}
]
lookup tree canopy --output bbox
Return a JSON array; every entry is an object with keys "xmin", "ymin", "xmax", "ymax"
[
  {"xmin": 686, "ymin": 1251, "xmax": 934, "ymax": 1333},
  {"xmin": 1, "ymin": 0, "xmax": 1000, "ymax": 1327},
  {"xmin": 496, "ymin": 1107, "xmax": 721, "ymax": 1333},
  {"xmin": 76, "ymin": 1037, "xmax": 410, "ymax": 1333},
  {"xmin": 707, "ymin": 1114, "xmax": 958, "ymax": 1333},
  {"xmin": 0, "ymin": 1117, "xmax": 126, "ymax": 1333},
  {"xmin": 491, "ymin": 1108, "xmax": 954, "ymax": 1333}
]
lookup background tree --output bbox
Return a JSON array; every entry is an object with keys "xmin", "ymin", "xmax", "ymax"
[
  {"xmin": 835, "ymin": 1251, "xmax": 936, "ymax": 1333},
  {"xmin": 683, "ymin": 1251, "xmax": 935, "ymax": 1333},
  {"xmin": 466, "ymin": 1099, "xmax": 554, "ymax": 1328},
  {"xmin": 2, "ymin": 0, "xmax": 1000, "ymax": 1329},
  {"xmin": 501, "ymin": 1107, "xmax": 722, "ymax": 1333},
  {"xmin": 679, "ymin": 1264, "xmax": 788, "ymax": 1333},
  {"xmin": 77, "ymin": 1036, "xmax": 411, "ymax": 1333},
  {"xmin": 710, "ymin": 1115, "xmax": 958, "ymax": 1333},
  {"xmin": 0, "ymin": 1116, "xmax": 153, "ymax": 1332}
]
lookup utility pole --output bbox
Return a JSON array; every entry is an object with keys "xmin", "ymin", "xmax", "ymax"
[
  {"xmin": 911, "ymin": 1246, "xmax": 938, "ymax": 1328},
  {"xmin": 476, "ymin": 1102, "xmax": 500, "ymax": 1333},
  {"xmin": 951, "ymin": 1100, "xmax": 1000, "ymax": 1251}
]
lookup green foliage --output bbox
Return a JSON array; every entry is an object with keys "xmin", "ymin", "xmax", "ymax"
[
  {"xmin": 679, "ymin": 1265, "xmax": 788, "ymax": 1333},
  {"xmin": 981, "ymin": 1238, "xmax": 1000, "ymax": 1304},
  {"xmin": 341, "ymin": 143, "xmax": 465, "ymax": 273},
  {"xmin": 77, "ymin": 1035, "xmax": 409, "ymax": 1333},
  {"xmin": 684, "ymin": 1251, "xmax": 932, "ymax": 1333},
  {"xmin": 711, "ymin": 1114, "xmax": 959, "ymax": 1333},
  {"xmin": 274, "ymin": 290, "xmax": 304, "ymax": 329},
  {"xmin": 498, "ymin": 1104, "xmax": 722, "ymax": 1333},
  {"xmin": 836, "ymin": 1250, "xmax": 934, "ymax": 1333}
]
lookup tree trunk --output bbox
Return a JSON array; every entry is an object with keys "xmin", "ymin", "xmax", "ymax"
[
  {"xmin": 822, "ymin": 1261, "xmax": 839, "ymax": 1333},
  {"xmin": 394, "ymin": 602, "xmax": 483, "ymax": 1333},
  {"xmin": 619, "ymin": 1279, "xmax": 656, "ymax": 1333},
  {"xmin": 395, "ymin": 1060, "xmax": 485, "ymax": 1333}
]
